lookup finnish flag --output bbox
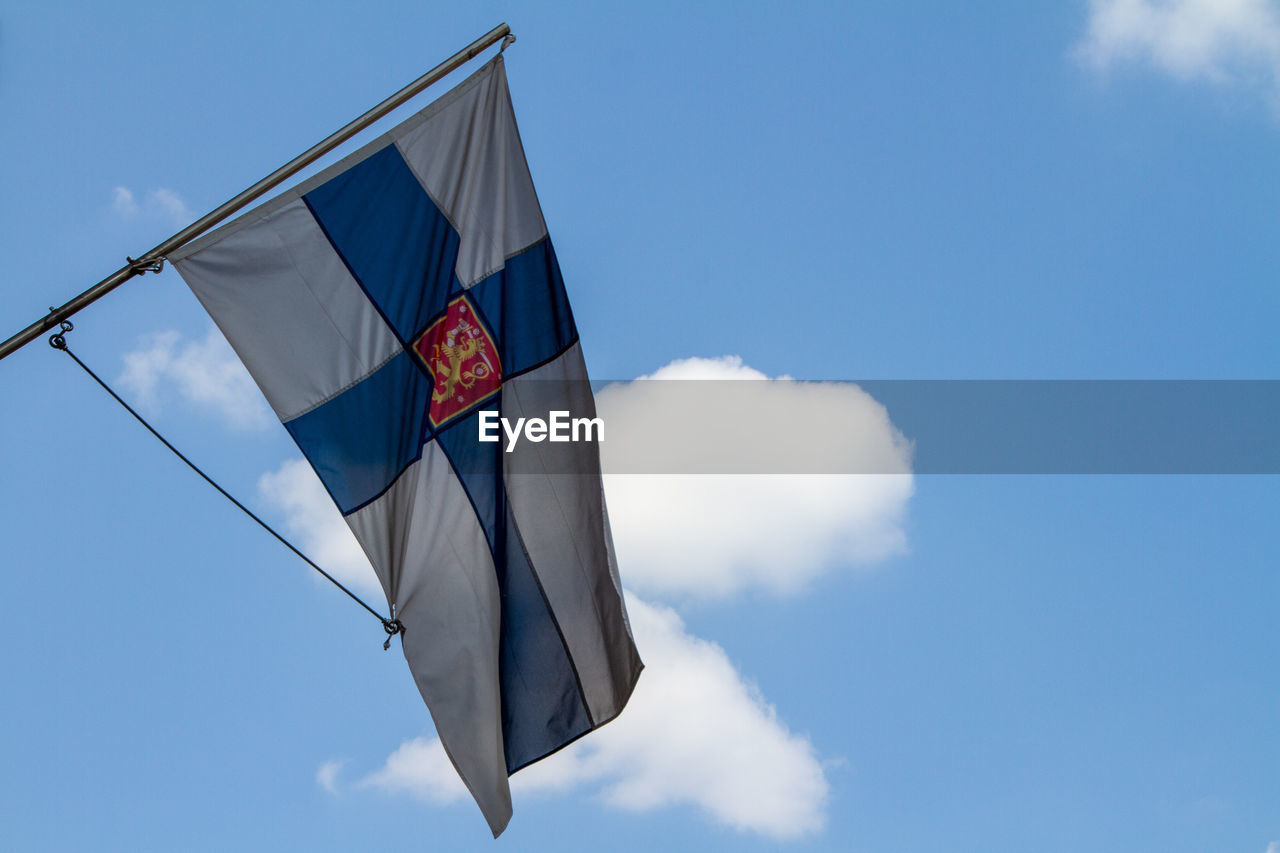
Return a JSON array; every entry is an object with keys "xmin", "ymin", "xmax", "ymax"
[{"xmin": 169, "ymin": 56, "xmax": 642, "ymax": 836}]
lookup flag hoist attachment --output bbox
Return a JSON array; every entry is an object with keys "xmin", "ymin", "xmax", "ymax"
[
  {"xmin": 46, "ymin": 319, "xmax": 405, "ymax": 648},
  {"xmin": 0, "ymin": 23, "xmax": 513, "ymax": 362}
]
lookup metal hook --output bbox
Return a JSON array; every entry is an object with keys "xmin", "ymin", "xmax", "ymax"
[
  {"xmin": 382, "ymin": 618, "xmax": 405, "ymax": 650},
  {"xmin": 126, "ymin": 256, "xmax": 165, "ymax": 276},
  {"xmin": 48, "ymin": 316, "xmax": 73, "ymax": 350}
]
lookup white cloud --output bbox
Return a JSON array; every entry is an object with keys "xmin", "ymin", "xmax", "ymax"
[
  {"xmin": 110, "ymin": 185, "xmax": 193, "ymax": 226},
  {"xmin": 359, "ymin": 738, "xmax": 471, "ymax": 805},
  {"xmin": 232, "ymin": 353, "xmax": 908, "ymax": 835},
  {"xmin": 605, "ymin": 474, "xmax": 911, "ymax": 599},
  {"xmin": 119, "ymin": 327, "xmax": 272, "ymax": 431},
  {"xmin": 597, "ymin": 356, "xmax": 913, "ymax": 599},
  {"xmin": 146, "ymin": 187, "xmax": 192, "ymax": 224},
  {"xmin": 257, "ymin": 458, "xmax": 383, "ymax": 599},
  {"xmin": 1266, "ymin": 842, "xmax": 1279, "ymax": 853},
  {"xmin": 316, "ymin": 759, "xmax": 345, "ymax": 795},
  {"xmin": 358, "ymin": 592, "xmax": 828, "ymax": 840},
  {"xmin": 249, "ymin": 354, "xmax": 912, "ymax": 601},
  {"xmin": 1077, "ymin": 0, "xmax": 1280, "ymax": 92},
  {"xmin": 111, "ymin": 186, "xmax": 138, "ymax": 217}
]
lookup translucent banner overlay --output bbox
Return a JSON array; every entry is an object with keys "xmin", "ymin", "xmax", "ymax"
[{"xmin": 475, "ymin": 380, "xmax": 1280, "ymax": 474}]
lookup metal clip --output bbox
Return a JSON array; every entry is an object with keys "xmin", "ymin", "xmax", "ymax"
[
  {"xmin": 382, "ymin": 618, "xmax": 405, "ymax": 650},
  {"xmin": 48, "ymin": 318, "xmax": 73, "ymax": 350},
  {"xmin": 126, "ymin": 256, "xmax": 165, "ymax": 276}
]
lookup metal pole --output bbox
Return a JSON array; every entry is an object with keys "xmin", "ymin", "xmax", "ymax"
[{"xmin": 0, "ymin": 22, "xmax": 512, "ymax": 363}]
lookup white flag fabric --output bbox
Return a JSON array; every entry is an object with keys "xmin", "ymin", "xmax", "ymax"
[{"xmin": 169, "ymin": 56, "xmax": 642, "ymax": 836}]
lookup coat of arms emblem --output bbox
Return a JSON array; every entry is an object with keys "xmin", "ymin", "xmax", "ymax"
[{"xmin": 414, "ymin": 295, "xmax": 502, "ymax": 427}]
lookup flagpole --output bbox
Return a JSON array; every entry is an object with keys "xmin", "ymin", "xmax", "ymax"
[{"xmin": 0, "ymin": 23, "xmax": 513, "ymax": 363}]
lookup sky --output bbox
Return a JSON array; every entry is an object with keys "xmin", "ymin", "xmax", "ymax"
[{"xmin": 0, "ymin": 1, "xmax": 1277, "ymax": 850}]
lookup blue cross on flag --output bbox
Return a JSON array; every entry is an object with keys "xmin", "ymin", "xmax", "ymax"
[{"xmin": 169, "ymin": 55, "xmax": 643, "ymax": 836}]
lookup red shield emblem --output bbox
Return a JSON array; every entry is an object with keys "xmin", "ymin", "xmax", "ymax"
[{"xmin": 413, "ymin": 295, "xmax": 502, "ymax": 427}]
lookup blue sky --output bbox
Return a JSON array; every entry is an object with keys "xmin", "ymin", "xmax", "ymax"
[{"xmin": 1, "ymin": 1, "xmax": 1277, "ymax": 850}]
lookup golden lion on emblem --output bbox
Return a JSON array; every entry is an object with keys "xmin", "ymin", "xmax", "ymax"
[{"xmin": 431, "ymin": 321, "xmax": 494, "ymax": 403}]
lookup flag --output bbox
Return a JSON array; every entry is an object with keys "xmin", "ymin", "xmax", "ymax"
[{"xmin": 168, "ymin": 56, "xmax": 642, "ymax": 836}]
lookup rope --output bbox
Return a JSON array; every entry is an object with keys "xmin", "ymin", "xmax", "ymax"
[{"xmin": 48, "ymin": 321, "xmax": 404, "ymax": 649}]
